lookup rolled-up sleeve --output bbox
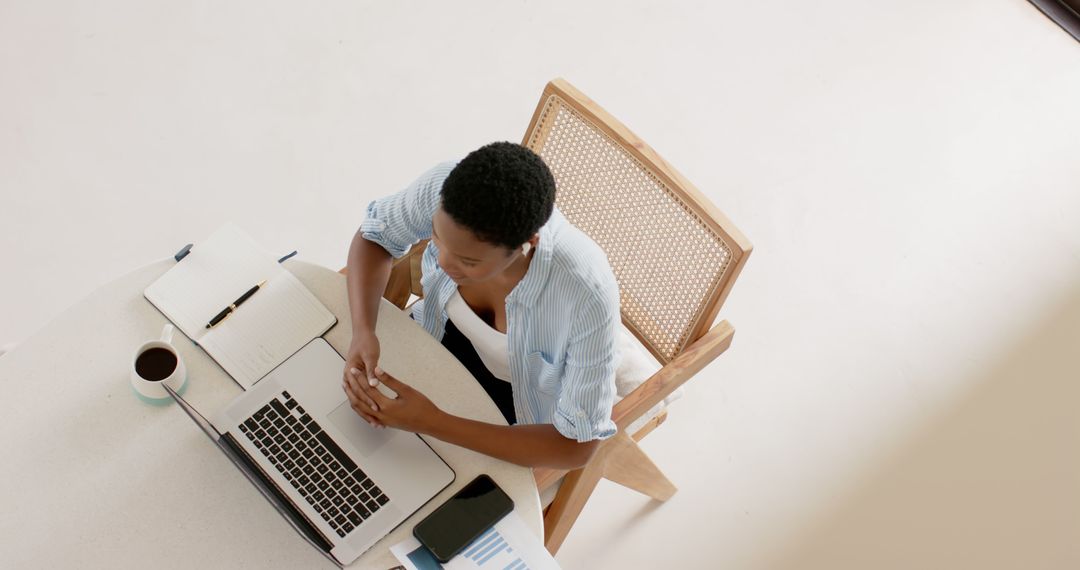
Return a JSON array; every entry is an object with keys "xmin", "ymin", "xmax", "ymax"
[
  {"xmin": 360, "ymin": 161, "xmax": 457, "ymax": 258},
  {"xmin": 553, "ymin": 292, "xmax": 620, "ymax": 442}
]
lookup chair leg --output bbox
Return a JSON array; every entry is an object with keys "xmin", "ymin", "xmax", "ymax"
[
  {"xmin": 601, "ymin": 431, "xmax": 677, "ymax": 501},
  {"xmin": 543, "ymin": 456, "xmax": 606, "ymax": 554}
]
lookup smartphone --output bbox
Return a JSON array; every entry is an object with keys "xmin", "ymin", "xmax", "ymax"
[{"xmin": 413, "ymin": 474, "xmax": 514, "ymax": 563}]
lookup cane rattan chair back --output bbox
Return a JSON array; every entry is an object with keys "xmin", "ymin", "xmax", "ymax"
[{"xmin": 523, "ymin": 79, "xmax": 750, "ymax": 364}]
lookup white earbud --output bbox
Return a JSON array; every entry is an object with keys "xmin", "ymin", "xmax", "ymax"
[{"xmin": 522, "ymin": 243, "xmax": 532, "ymax": 255}]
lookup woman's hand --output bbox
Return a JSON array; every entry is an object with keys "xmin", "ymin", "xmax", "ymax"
[
  {"xmin": 343, "ymin": 332, "xmax": 383, "ymax": 426},
  {"xmin": 343, "ymin": 367, "xmax": 443, "ymax": 434}
]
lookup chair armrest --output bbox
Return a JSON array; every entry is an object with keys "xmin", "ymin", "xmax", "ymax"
[{"xmin": 611, "ymin": 321, "xmax": 735, "ymax": 432}]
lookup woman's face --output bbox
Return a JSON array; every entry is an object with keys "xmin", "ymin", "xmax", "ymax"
[{"xmin": 431, "ymin": 208, "xmax": 520, "ymax": 286}]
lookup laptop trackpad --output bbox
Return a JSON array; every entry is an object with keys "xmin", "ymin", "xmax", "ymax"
[{"xmin": 327, "ymin": 401, "xmax": 395, "ymax": 456}]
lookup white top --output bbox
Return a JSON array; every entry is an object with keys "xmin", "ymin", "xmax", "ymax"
[{"xmin": 445, "ymin": 290, "xmax": 512, "ymax": 381}]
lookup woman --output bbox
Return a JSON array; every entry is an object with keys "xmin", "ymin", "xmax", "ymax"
[{"xmin": 342, "ymin": 142, "xmax": 619, "ymax": 470}]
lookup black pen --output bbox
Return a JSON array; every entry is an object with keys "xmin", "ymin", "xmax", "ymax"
[{"xmin": 206, "ymin": 280, "xmax": 268, "ymax": 329}]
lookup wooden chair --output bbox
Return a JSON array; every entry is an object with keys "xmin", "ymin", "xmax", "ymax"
[{"xmin": 344, "ymin": 78, "xmax": 752, "ymax": 553}]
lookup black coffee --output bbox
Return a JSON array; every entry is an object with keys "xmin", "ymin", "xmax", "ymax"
[{"xmin": 135, "ymin": 347, "xmax": 177, "ymax": 381}]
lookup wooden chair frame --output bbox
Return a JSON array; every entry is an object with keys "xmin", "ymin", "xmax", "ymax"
[
  {"xmin": 343, "ymin": 78, "xmax": 751, "ymax": 554},
  {"xmin": 528, "ymin": 79, "xmax": 751, "ymax": 552}
]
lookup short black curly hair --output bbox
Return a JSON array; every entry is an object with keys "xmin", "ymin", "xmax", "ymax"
[{"xmin": 440, "ymin": 142, "xmax": 556, "ymax": 250}]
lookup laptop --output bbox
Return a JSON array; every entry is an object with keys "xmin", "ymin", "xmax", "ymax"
[{"xmin": 166, "ymin": 338, "xmax": 455, "ymax": 567}]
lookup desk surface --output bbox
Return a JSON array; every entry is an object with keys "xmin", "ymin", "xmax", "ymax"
[{"xmin": 0, "ymin": 259, "xmax": 542, "ymax": 569}]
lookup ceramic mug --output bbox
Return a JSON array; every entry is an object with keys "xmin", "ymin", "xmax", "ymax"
[{"xmin": 130, "ymin": 324, "xmax": 188, "ymax": 404}]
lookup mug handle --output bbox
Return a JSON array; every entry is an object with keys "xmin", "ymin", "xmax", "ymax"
[{"xmin": 160, "ymin": 324, "xmax": 174, "ymax": 345}]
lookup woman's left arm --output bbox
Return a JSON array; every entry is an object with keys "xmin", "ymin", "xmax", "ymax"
[{"xmin": 344, "ymin": 368, "xmax": 599, "ymax": 469}]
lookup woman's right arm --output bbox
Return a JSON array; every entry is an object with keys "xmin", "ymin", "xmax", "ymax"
[
  {"xmin": 343, "ymin": 232, "xmax": 395, "ymax": 427},
  {"xmin": 343, "ymin": 161, "xmax": 456, "ymax": 425},
  {"xmin": 345, "ymin": 231, "xmax": 392, "ymax": 380}
]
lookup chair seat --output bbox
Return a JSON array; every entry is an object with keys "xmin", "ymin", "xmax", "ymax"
[
  {"xmin": 614, "ymin": 323, "xmax": 679, "ymax": 434},
  {"xmin": 614, "ymin": 325, "xmax": 681, "ymax": 407}
]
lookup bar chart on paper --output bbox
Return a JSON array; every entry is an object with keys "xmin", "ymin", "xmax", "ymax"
[
  {"xmin": 401, "ymin": 529, "xmax": 530, "ymax": 570},
  {"xmin": 459, "ymin": 527, "xmax": 527, "ymax": 569},
  {"xmin": 391, "ymin": 511, "xmax": 560, "ymax": 570}
]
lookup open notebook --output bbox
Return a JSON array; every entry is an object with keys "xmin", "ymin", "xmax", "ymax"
[{"xmin": 145, "ymin": 224, "xmax": 337, "ymax": 389}]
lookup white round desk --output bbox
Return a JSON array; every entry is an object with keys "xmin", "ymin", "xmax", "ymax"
[{"xmin": 0, "ymin": 259, "xmax": 542, "ymax": 569}]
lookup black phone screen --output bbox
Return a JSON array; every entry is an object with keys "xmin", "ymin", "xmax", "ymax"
[{"xmin": 413, "ymin": 474, "xmax": 514, "ymax": 563}]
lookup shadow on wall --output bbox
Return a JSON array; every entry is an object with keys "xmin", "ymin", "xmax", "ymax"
[{"xmin": 756, "ymin": 283, "xmax": 1080, "ymax": 570}]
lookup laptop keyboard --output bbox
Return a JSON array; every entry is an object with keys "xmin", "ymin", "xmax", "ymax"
[{"xmin": 238, "ymin": 391, "xmax": 390, "ymax": 538}]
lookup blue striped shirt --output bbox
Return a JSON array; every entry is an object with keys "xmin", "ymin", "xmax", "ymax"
[{"xmin": 360, "ymin": 161, "xmax": 620, "ymax": 442}]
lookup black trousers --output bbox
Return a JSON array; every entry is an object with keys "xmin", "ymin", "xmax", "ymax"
[{"xmin": 441, "ymin": 319, "xmax": 517, "ymax": 425}]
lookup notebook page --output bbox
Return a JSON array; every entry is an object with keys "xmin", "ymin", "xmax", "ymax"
[
  {"xmin": 144, "ymin": 224, "xmax": 283, "ymax": 340},
  {"xmin": 199, "ymin": 269, "xmax": 336, "ymax": 388}
]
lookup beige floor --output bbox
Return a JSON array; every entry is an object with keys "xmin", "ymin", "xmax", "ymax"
[{"xmin": 3, "ymin": 1, "xmax": 1079, "ymax": 568}]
